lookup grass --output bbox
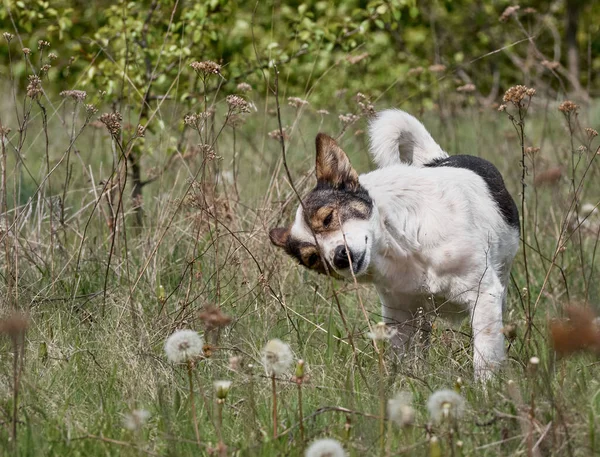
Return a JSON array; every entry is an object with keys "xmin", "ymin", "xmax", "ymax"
[{"xmin": 0, "ymin": 76, "xmax": 599, "ymax": 457}]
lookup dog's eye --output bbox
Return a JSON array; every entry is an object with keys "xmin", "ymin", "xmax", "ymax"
[
  {"xmin": 323, "ymin": 211, "xmax": 333, "ymax": 228},
  {"xmin": 307, "ymin": 253, "xmax": 319, "ymax": 266}
]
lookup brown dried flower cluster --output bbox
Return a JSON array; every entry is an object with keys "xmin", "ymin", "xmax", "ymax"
[
  {"xmin": 99, "ymin": 112, "xmax": 123, "ymax": 136},
  {"xmin": 456, "ymin": 83, "xmax": 476, "ymax": 93},
  {"xmin": 136, "ymin": 124, "xmax": 146, "ymax": 138},
  {"xmin": 40, "ymin": 64, "xmax": 51, "ymax": 74},
  {"xmin": 268, "ymin": 128, "xmax": 288, "ymax": 141},
  {"xmin": 502, "ymin": 85, "xmax": 535, "ymax": 106},
  {"xmin": 355, "ymin": 93, "xmax": 375, "ymax": 117},
  {"xmin": 22, "ymin": 47, "xmax": 31, "ymax": 55},
  {"xmin": 3, "ymin": 32, "xmax": 14, "ymax": 42},
  {"xmin": 226, "ymin": 114, "xmax": 246, "ymax": 128},
  {"xmin": 0, "ymin": 124, "xmax": 12, "ymax": 138},
  {"xmin": 184, "ymin": 111, "xmax": 212, "ymax": 127},
  {"xmin": 37, "ymin": 40, "xmax": 50, "ymax": 50},
  {"xmin": 26, "ymin": 75, "xmax": 43, "ymax": 99},
  {"xmin": 317, "ymin": 109, "xmax": 329, "ymax": 115},
  {"xmin": 407, "ymin": 66, "xmax": 424, "ymax": 77},
  {"xmin": 288, "ymin": 97, "xmax": 309, "ymax": 108},
  {"xmin": 198, "ymin": 305, "xmax": 232, "ymax": 330},
  {"xmin": 236, "ymin": 82, "xmax": 252, "ymax": 92},
  {"xmin": 525, "ymin": 146, "xmax": 540, "ymax": 156},
  {"xmin": 48, "ymin": 52, "xmax": 58, "ymax": 61},
  {"xmin": 585, "ymin": 128, "xmax": 598, "ymax": 138},
  {"xmin": 85, "ymin": 104, "xmax": 98, "ymax": 116},
  {"xmin": 558, "ymin": 100, "xmax": 578, "ymax": 114},
  {"xmin": 550, "ymin": 306, "xmax": 600, "ymax": 357},
  {"xmin": 428, "ymin": 64, "xmax": 446, "ymax": 73},
  {"xmin": 190, "ymin": 60, "xmax": 221, "ymax": 75},
  {"xmin": 534, "ymin": 167, "xmax": 561, "ymax": 187},
  {"xmin": 60, "ymin": 90, "xmax": 87, "ymax": 102},
  {"xmin": 541, "ymin": 60, "xmax": 559, "ymax": 70},
  {"xmin": 339, "ymin": 113, "xmax": 360, "ymax": 127},
  {"xmin": 499, "ymin": 5, "xmax": 520, "ymax": 22},
  {"xmin": 523, "ymin": 7, "xmax": 537, "ymax": 14},
  {"xmin": 347, "ymin": 52, "xmax": 369, "ymax": 65},
  {"xmin": 226, "ymin": 95, "xmax": 251, "ymax": 113}
]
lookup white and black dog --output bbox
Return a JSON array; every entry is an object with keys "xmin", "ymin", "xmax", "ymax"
[{"xmin": 270, "ymin": 109, "xmax": 520, "ymax": 380}]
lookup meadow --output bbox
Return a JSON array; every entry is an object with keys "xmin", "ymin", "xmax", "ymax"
[{"xmin": 1, "ymin": 2, "xmax": 600, "ymax": 456}]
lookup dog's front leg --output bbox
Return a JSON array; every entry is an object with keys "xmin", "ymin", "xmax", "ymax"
[
  {"xmin": 469, "ymin": 284, "xmax": 505, "ymax": 381},
  {"xmin": 378, "ymin": 293, "xmax": 425, "ymax": 358}
]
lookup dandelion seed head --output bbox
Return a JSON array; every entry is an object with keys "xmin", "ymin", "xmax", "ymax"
[
  {"xmin": 305, "ymin": 438, "xmax": 346, "ymax": 457},
  {"xmin": 261, "ymin": 338, "xmax": 293, "ymax": 376},
  {"xmin": 427, "ymin": 389, "xmax": 465, "ymax": 423},
  {"xmin": 164, "ymin": 329, "xmax": 204, "ymax": 363},
  {"xmin": 214, "ymin": 380, "xmax": 232, "ymax": 400},
  {"xmin": 122, "ymin": 409, "xmax": 150, "ymax": 431},
  {"xmin": 387, "ymin": 391, "xmax": 415, "ymax": 427}
]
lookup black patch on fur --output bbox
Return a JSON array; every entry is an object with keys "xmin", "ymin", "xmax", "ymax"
[
  {"xmin": 425, "ymin": 155, "xmax": 520, "ymax": 229},
  {"xmin": 303, "ymin": 181, "xmax": 373, "ymax": 224}
]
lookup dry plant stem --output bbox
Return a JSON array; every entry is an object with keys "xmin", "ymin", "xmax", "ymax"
[
  {"xmin": 297, "ymin": 381, "xmax": 305, "ymax": 443},
  {"xmin": 378, "ymin": 346, "xmax": 385, "ymax": 457},
  {"xmin": 37, "ymin": 100, "xmax": 55, "ymax": 282},
  {"xmin": 271, "ymin": 374, "xmax": 278, "ymax": 439},
  {"xmin": 186, "ymin": 361, "xmax": 202, "ymax": 447}
]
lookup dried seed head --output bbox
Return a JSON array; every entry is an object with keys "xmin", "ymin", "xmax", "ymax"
[
  {"xmin": 339, "ymin": 113, "xmax": 360, "ymax": 127},
  {"xmin": 3, "ymin": 32, "xmax": 14, "ymax": 43},
  {"xmin": 500, "ymin": 5, "xmax": 520, "ymax": 22},
  {"xmin": 261, "ymin": 338, "xmax": 293, "ymax": 377},
  {"xmin": 367, "ymin": 321, "xmax": 397, "ymax": 341},
  {"xmin": 501, "ymin": 323, "xmax": 518, "ymax": 341},
  {"xmin": 288, "ymin": 96, "xmax": 309, "ymax": 108},
  {"xmin": 497, "ymin": 104, "xmax": 507, "ymax": 112},
  {"xmin": 85, "ymin": 104, "xmax": 98, "ymax": 116},
  {"xmin": 48, "ymin": 52, "xmax": 58, "ymax": 61},
  {"xmin": 585, "ymin": 128, "xmax": 598, "ymax": 138},
  {"xmin": 37, "ymin": 40, "xmax": 50, "ymax": 50},
  {"xmin": 236, "ymin": 82, "xmax": 252, "ymax": 92},
  {"xmin": 503, "ymin": 85, "xmax": 535, "ymax": 106},
  {"xmin": 456, "ymin": 83, "xmax": 476, "ymax": 93},
  {"xmin": 198, "ymin": 305, "xmax": 232, "ymax": 330},
  {"xmin": 346, "ymin": 52, "xmax": 369, "ymax": 65},
  {"xmin": 523, "ymin": 7, "xmax": 537, "ymax": 14},
  {"xmin": 525, "ymin": 146, "xmax": 540, "ymax": 157},
  {"xmin": 0, "ymin": 124, "xmax": 12, "ymax": 138},
  {"xmin": 99, "ymin": 112, "xmax": 123, "ymax": 136},
  {"xmin": 541, "ymin": 60, "xmax": 560, "ymax": 70},
  {"xmin": 136, "ymin": 124, "xmax": 146, "ymax": 138},
  {"xmin": 268, "ymin": 127, "xmax": 288, "ymax": 141},
  {"xmin": 317, "ymin": 109, "xmax": 330, "ymax": 115},
  {"xmin": 226, "ymin": 95, "xmax": 251, "ymax": 113},
  {"xmin": 60, "ymin": 90, "xmax": 87, "ymax": 102},
  {"xmin": 407, "ymin": 66, "xmax": 424, "ymax": 76},
  {"xmin": 22, "ymin": 47, "xmax": 31, "ymax": 55},
  {"xmin": 534, "ymin": 167, "xmax": 561, "ymax": 187},
  {"xmin": 190, "ymin": 60, "xmax": 221, "ymax": 75},
  {"xmin": 164, "ymin": 329, "xmax": 204, "ymax": 363},
  {"xmin": 558, "ymin": 100, "xmax": 578, "ymax": 114},
  {"xmin": 40, "ymin": 64, "xmax": 51, "ymax": 74},
  {"xmin": 26, "ymin": 75, "xmax": 43, "ymax": 99}
]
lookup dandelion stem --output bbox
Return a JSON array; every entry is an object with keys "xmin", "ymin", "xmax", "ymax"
[
  {"xmin": 271, "ymin": 373, "xmax": 278, "ymax": 439},
  {"xmin": 186, "ymin": 361, "xmax": 202, "ymax": 447},
  {"xmin": 297, "ymin": 380, "xmax": 304, "ymax": 443},
  {"xmin": 378, "ymin": 345, "xmax": 385, "ymax": 457}
]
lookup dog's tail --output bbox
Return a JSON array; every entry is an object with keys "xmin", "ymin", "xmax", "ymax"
[{"xmin": 368, "ymin": 109, "xmax": 448, "ymax": 167}]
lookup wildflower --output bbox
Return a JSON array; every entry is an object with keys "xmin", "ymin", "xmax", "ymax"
[
  {"xmin": 26, "ymin": 75, "xmax": 42, "ymax": 99},
  {"xmin": 99, "ymin": 112, "xmax": 123, "ymax": 136},
  {"xmin": 198, "ymin": 305, "xmax": 232, "ymax": 330},
  {"xmin": 236, "ymin": 82, "xmax": 252, "ymax": 92},
  {"xmin": 499, "ymin": 5, "xmax": 520, "ymax": 22},
  {"xmin": 407, "ymin": 66, "xmax": 424, "ymax": 76},
  {"xmin": 456, "ymin": 83, "xmax": 476, "ymax": 93},
  {"xmin": 3, "ymin": 32, "xmax": 14, "ymax": 42},
  {"xmin": 85, "ymin": 104, "xmax": 98, "ymax": 116},
  {"xmin": 190, "ymin": 60, "xmax": 221, "ymax": 75},
  {"xmin": 226, "ymin": 95, "xmax": 251, "ymax": 113},
  {"xmin": 356, "ymin": 93, "xmax": 375, "ymax": 116},
  {"xmin": 503, "ymin": 85, "xmax": 535, "ymax": 106},
  {"xmin": 317, "ymin": 109, "xmax": 329, "ymax": 115},
  {"xmin": 305, "ymin": 438, "xmax": 346, "ymax": 457},
  {"xmin": 387, "ymin": 391, "xmax": 415, "ymax": 427},
  {"xmin": 40, "ymin": 64, "xmax": 51, "ymax": 74},
  {"xmin": 164, "ymin": 329, "xmax": 204, "ymax": 363},
  {"xmin": 48, "ymin": 52, "xmax": 57, "ymax": 61},
  {"xmin": 497, "ymin": 104, "xmax": 507, "ymax": 112},
  {"xmin": 558, "ymin": 100, "xmax": 578, "ymax": 114},
  {"xmin": 288, "ymin": 96, "xmax": 309, "ymax": 108},
  {"xmin": 261, "ymin": 338, "xmax": 293, "ymax": 376},
  {"xmin": 585, "ymin": 128, "xmax": 598, "ymax": 138},
  {"xmin": 429, "ymin": 64, "xmax": 446, "ymax": 73},
  {"xmin": 346, "ymin": 52, "xmax": 369, "ymax": 65},
  {"xmin": 37, "ymin": 40, "xmax": 50, "ymax": 50},
  {"xmin": 268, "ymin": 128, "xmax": 288, "ymax": 141},
  {"xmin": 367, "ymin": 321, "xmax": 397, "ymax": 341},
  {"xmin": 22, "ymin": 48, "xmax": 31, "ymax": 55},
  {"xmin": 60, "ymin": 90, "xmax": 87, "ymax": 102},
  {"xmin": 577, "ymin": 145, "xmax": 587, "ymax": 153},
  {"xmin": 525, "ymin": 146, "xmax": 540, "ymax": 157},
  {"xmin": 214, "ymin": 380, "xmax": 232, "ymax": 400},
  {"xmin": 122, "ymin": 409, "xmax": 150, "ymax": 431},
  {"xmin": 427, "ymin": 389, "xmax": 465, "ymax": 423}
]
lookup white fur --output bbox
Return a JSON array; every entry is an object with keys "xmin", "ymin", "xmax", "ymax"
[
  {"xmin": 290, "ymin": 110, "xmax": 519, "ymax": 381},
  {"xmin": 368, "ymin": 109, "xmax": 448, "ymax": 167}
]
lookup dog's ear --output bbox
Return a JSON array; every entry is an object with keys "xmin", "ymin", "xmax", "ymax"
[
  {"xmin": 269, "ymin": 226, "xmax": 290, "ymax": 249},
  {"xmin": 315, "ymin": 133, "xmax": 359, "ymax": 191}
]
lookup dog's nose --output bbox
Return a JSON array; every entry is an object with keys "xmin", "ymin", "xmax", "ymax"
[{"xmin": 333, "ymin": 245, "xmax": 351, "ymax": 269}]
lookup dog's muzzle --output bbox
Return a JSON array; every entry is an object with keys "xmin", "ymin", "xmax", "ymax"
[{"xmin": 333, "ymin": 245, "xmax": 351, "ymax": 269}]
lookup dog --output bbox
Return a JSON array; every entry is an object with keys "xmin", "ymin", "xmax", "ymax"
[{"xmin": 269, "ymin": 109, "xmax": 520, "ymax": 381}]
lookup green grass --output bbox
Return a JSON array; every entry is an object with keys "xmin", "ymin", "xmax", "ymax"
[{"xmin": 1, "ymin": 87, "xmax": 600, "ymax": 457}]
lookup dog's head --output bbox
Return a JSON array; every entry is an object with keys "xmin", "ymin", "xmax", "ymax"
[{"xmin": 269, "ymin": 133, "xmax": 375, "ymax": 278}]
